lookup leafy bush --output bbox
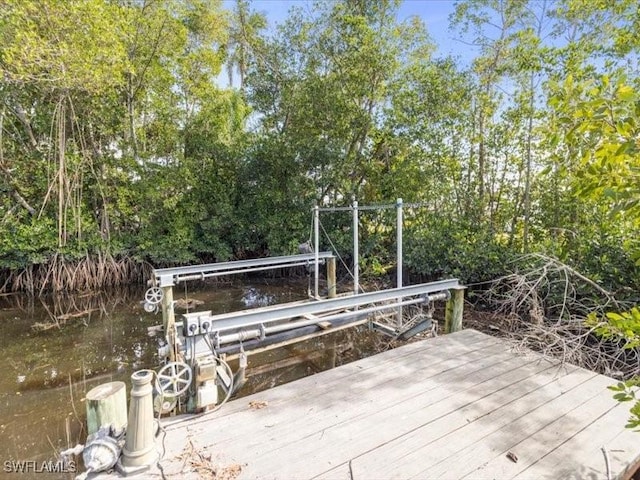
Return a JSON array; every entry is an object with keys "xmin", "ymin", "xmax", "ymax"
[
  {"xmin": 587, "ymin": 307, "xmax": 640, "ymax": 431},
  {"xmin": 404, "ymin": 218, "xmax": 515, "ymax": 285}
]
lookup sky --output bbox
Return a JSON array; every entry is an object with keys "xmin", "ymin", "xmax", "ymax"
[{"xmin": 226, "ymin": 0, "xmax": 479, "ymax": 64}]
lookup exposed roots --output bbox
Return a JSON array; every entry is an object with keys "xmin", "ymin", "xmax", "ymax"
[
  {"xmin": 476, "ymin": 254, "xmax": 639, "ymax": 380},
  {"xmin": 0, "ymin": 253, "xmax": 152, "ymax": 294}
]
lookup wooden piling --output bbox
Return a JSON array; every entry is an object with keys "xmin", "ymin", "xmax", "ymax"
[
  {"xmin": 444, "ymin": 287, "xmax": 465, "ymax": 333},
  {"xmin": 161, "ymin": 286, "xmax": 176, "ymax": 361},
  {"xmin": 86, "ymin": 381, "xmax": 127, "ymax": 436},
  {"xmin": 327, "ymin": 257, "xmax": 337, "ymax": 299}
]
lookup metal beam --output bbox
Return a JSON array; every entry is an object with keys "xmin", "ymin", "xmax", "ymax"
[
  {"xmin": 353, "ymin": 199, "xmax": 359, "ymax": 295},
  {"xmin": 314, "ymin": 206, "xmax": 320, "ymax": 298},
  {"xmin": 396, "ymin": 197, "xmax": 403, "ymax": 326},
  {"xmin": 152, "ymin": 252, "xmax": 334, "ymax": 286},
  {"xmin": 188, "ymin": 279, "xmax": 460, "ymax": 333},
  {"xmin": 216, "ymin": 296, "xmax": 428, "ymax": 344}
]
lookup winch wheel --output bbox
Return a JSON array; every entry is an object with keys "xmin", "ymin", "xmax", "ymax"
[
  {"xmin": 157, "ymin": 361, "xmax": 192, "ymax": 397},
  {"xmin": 145, "ymin": 287, "xmax": 164, "ymax": 305}
]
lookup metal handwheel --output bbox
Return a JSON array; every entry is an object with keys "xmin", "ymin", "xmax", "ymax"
[
  {"xmin": 157, "ymin": 361, "xmax": 192, "ymax": 397},
  {"xmin": 145, "ymin": 286, "xmax": 164, "ymax": 305}
]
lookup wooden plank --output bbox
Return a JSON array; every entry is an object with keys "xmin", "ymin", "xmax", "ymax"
[
  {"xmin": 592, "ymin": 421, "xmax": 640, "ymax": 480},
  {"xmin": 167, "ymin": 329, "xmax": 497, "ymax": 423},
  {"xmin": 350, "ymin": 361, "xmax": 589, "ymax": 480},
  {"xmin": 163, "ymin": 330, "xmax": 496, "ymax": 438},
  {"xmin": 416, "ymin": 373, "xmax": 615, "ymax": 479},
  {"xmin": 237, "ymin": 355, "xmax": 557, "ymax": 478},
  {"xmin": 312, "ymin": 462, "xmax": 352, "ymax": 480},
  {"xmin": 233, "ymin": 349, "xmax": 522, "ymax": 449},
  {"xmin": 89, "ymin": 330, "xmax": 640, "ymax": 480},
  {"xmin": 92, "ymin": 330, "xmax": 640, "ymax": 480},
  {"xmin": 460, "ymin": 387, "xmax": 621, "ymax": 479},
  {"xmin": 166, "ymin": 339, "xmax": 513, "ymax": 457},
  {"xmin": 512, "ymin": 400, "xmax": 635, "ymax": 480}
]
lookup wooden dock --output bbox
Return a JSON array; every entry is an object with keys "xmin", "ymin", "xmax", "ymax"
[{"xmin": 101, "ymin": 329, "xmax": 640, "ymax": 479}]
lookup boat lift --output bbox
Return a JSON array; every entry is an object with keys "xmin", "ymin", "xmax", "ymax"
[{"xmin": 141, "ymin": 200, "xmax": 465, "ymax": 414}]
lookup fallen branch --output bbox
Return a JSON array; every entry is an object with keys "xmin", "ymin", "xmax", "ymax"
[{"xmin": 476, "ymin": 254, "xmax": 638, "ymax": 379}]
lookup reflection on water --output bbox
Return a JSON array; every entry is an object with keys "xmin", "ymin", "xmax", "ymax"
[
  {"xmin": 0, "ymin": 279, "xmax": 385, "ymax": 476},
  {"xmin": 0, "ymin": 285, "xmax": 158, "ymax": 470}
]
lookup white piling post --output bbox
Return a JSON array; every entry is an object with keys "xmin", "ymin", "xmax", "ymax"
[
  {"xmin": 118, "ymin": 370, "xmax": 157, "ymax": 474},
  {"xmin": 396, "ymin": 198, "xmax": 403, "ymax": 327}
]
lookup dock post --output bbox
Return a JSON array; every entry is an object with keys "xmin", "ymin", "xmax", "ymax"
[
  {"xmin": 117, "ymin": 370, "xmax": 157, "ymax": 475},
  {"xmin": 444, "ymin": 287, "xmax": 465, "ymax": 333},
  {"xmin": 327, "ymin": 256, "xmax": 337, "ymax": 298},
  {"xmin": 85, "ymin": 381, "xmax": 127, "ymax": 437}
]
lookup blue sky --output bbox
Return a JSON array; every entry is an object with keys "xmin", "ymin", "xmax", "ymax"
[{"xmin": 227, "ymin": 0, "xmax": 478, "ymax": 63}]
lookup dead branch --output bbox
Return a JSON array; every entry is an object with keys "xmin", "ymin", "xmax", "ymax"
[{"xmin": 476, "ymin": 254, "xmax": 637, "ymax": 380}]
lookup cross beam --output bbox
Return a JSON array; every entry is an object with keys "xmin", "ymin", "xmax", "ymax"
[
  {"xmin": 153, "ymin": 252, "xmax": 334, "ymax": 287},
  {"xmin": 183, "ymin": 278, "xmax": 460, "ymax": 334}
]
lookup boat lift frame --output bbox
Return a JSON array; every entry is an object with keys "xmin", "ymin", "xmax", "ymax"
[
  {"xmin": 147, "ymin": 198, "xmax": 465, "ymax": 362},
  {"xmin": 185, "ymin": 279, "xmax": 458, "ymax": 338},
  {"xmin": 152, "ymin": 251, "xmax": 335, "ymax": 287},
  {"xmin": 150, "ymin": 252, "xmax": 337, "ymax": 361},
  {"xmin": 314, "ymin": 198, "xmax": 408, "ymax": 326},
  {"xmin": 178, "ymin": 279, "xmax": 459, "ymax": 361}
]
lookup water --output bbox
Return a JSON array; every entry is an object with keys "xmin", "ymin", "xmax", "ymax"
[{"xmin": 0, "ymin": 279, "xmax": 385, "ymax": 476}]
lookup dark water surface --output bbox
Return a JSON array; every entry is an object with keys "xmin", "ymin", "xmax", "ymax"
[{"xmin": 0, "ymin": 279, "xmax": 384, "ymax": 475}]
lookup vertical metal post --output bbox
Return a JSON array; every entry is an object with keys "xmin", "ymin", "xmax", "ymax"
[
  {"xmin": 314, "ymin": 205, "xmax": 320, "ymax": 299},
  {"xmin": 396, "ymin": 198, "xmax": 403, "ymax": 327},
  {"xmin": 353, "ymin": 198, "xmax": 359, "ymax": 296}
]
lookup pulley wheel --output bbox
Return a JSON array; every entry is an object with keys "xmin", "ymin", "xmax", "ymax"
[
  {"xmin": 157, "ymin": 361, "xmax": 192, "ymax": 397},
  {"xmin": 145, "ymin": 286, "xmax": 164, "ymax": 305},
  {"xmin": 143, "ymin": 301, "xmax": 157, "ymax": 313}
]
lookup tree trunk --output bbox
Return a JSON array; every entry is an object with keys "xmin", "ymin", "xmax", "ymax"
[{"xmin": 57, "ymin": 98, "xmax": 67, "ymax": 247}]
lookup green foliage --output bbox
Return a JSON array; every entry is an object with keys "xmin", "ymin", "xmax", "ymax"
[
  {"xmin": 586, "ymin": 308, "xmax": 640, "ymax": 349},
  {"xmin": 607, "ymin": 379, "xmax": 640, "ymax": 430},
  {"xmin": 1, "ymin": 0, "xmax": 130, "ymax": 92},
  {"xmin": 547, "ymin": 71, "xmax": 640, "ymax": 230},
  {"xmin": 0, "ymin": 216, "xmax": 58, "ymax": 268},
  {"xmin": 405, "ymin": 219, "xmax": 515, "ymax": 285},
  {"xmin": 587, "ymin": 308, "xmax": 640, "ymax": 431},
  {"xmin": 0, "ymin": 0, "xmax": 639, "ymax": 310}
]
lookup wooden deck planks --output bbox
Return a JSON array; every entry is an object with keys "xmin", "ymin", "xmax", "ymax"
[
  {"xmin": 162, "ymin": 332, "xmax": 503, "ymax": 451},
  {"xmin": 510, "ymin": 396, "xmax": 635, "ymax": 480},
  {"xmin": 240, "ymin": 352, "xmax": 543, "ymax": 478},
  {"xmin": 348, "ymin": 365, "xmax": 595, "ymax": 478},
  {"xmin": 457, "ymin": 384, "xmax": 623, "ymax": 479},
  {"xmin": 97, "ymin": 329, "xmax": 639, "ymax": 480}
]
